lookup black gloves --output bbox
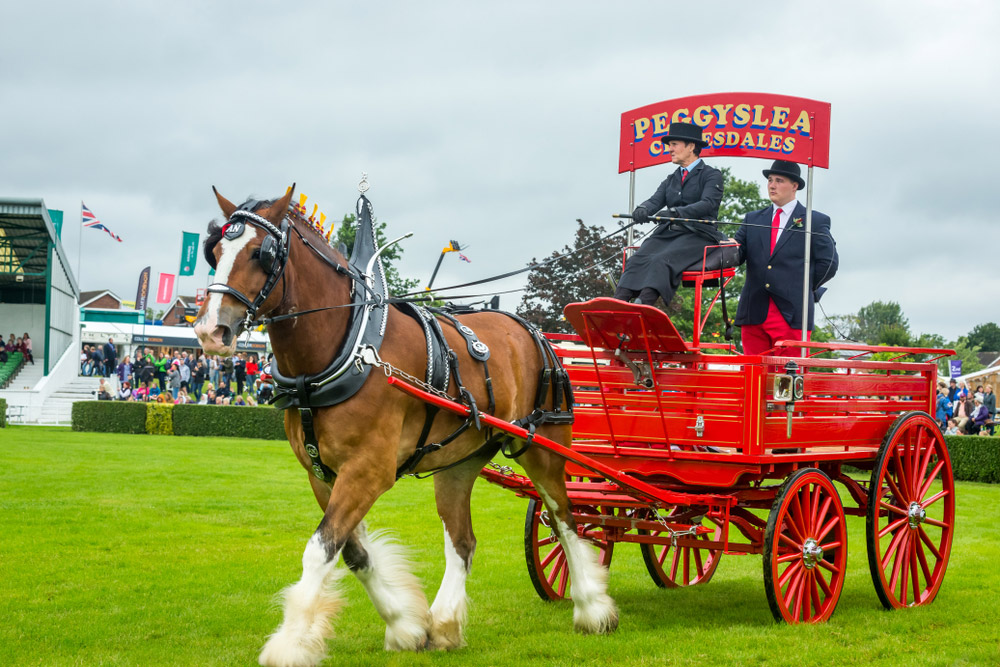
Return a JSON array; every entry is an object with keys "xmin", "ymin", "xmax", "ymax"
[{"xmin": 631, "ymin": 206, "xmax": 649, "ymax": 223}]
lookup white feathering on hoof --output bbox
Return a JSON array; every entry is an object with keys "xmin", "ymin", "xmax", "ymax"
[
  {"xmin": 259, "ymin": 535, "xmax": 346, "ymax": 667},
  {"xmin": 351, "ymin": 528, "xmax": 431, "ymax": 651},
  {"xmin": 429, "ymin": 524, "xmax": 470, "ymax": 650},
  {"xmin": 555, "ymin": 519, "xmax": 620, "ymax": 635}
]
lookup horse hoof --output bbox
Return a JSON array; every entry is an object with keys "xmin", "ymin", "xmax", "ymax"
[
  {"xmin": 428, "ymin": 617, "xmax": 466, "ymax": 650},
  {"xmin": 258, "ymin": 632, "xmax": 327, "ymax": 667},
  {"xmin": 573, "ymin": 594, "xmax": 619, "ymax": 635},
  {"xmin": 384, "ymin": 621, "xmax": 430, "ymax": 652}
]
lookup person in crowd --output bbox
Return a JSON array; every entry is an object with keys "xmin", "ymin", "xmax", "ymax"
[
  {"xmin": 21, "ymin": 332, "xmax": 33, "ymax": 364},
  {"xmin": 955, "ymin": 394, "xmax": 974, "ymax": 434},
  {"xmin": 179, "ymin": 356, "xmax": 191, "ymax": 394},
  {"xmin": 147, "ymin": 381, "xmax": 161, "ymax": 402},
  {"xmin": 245, "ymin": 393, "xmax": 258, "ymax": 407},
  {"xmin": 222, "ymin": 355, "xmax": 235, "ymax": 388},
  {"xmin": 615, "ymin": 122, "xmax": 726, "ymax": 306},
  {"xmin": 117, "ymin": 381, "xmax": 132, "ymax": 401},
  {"xmin": 204, "ymin": 389, "xmax": 218, "ymax": 405},
  {"xmin": 984, "ymin": 384, "xmax": 996, "ymax": 435},
  {"xmin": 154, "ymin": 351, "xmax": 168, "ymax": 391},
  {"xmin": 232, "ymin": 394, "xmax": 246, "ymax": 406},
  {"xmin": 209, "ymin": 356, "xmax": 220, "ymax": 388},
  {"xmin": 102, "ymin": 337, "xmax": 117, "ymax": 377},
  {"xmin": 6, "ymin": 334, "xmax": 16, "ymax": 351},
  {"xmin": 167, "ymin": 361, "xmax": 182, "ymax": 401},
  {"xmin": 944, "ymin": 419, "xmax": 960, "ymax": 436},
  {"xmin": 947, "ymin": 378, "xmax": 960, "ymax": 405},
  {"xmin": 80, "ymin": 344, "xmax": 93, "ymax": 376},
  {"xmin": 97, "ymin": 377, "xmax": 114, "ymax": 401},
  {"xmin": 935, "ymin": 382, "xmax": 952, "ymax": 429},
  {"xmin": 957, "ymin": 380, "xmax": 969, "ymax": 401},
  {"xmin": 117, "ymin": 355, "xmax": 132, "ymax": 387},
  {"xmin": 246, "ymin": 354, "xmax": 259, "ymax": 390},
  {"xmin": 216, "ymin": 380, "xmax": 232, "ymax": 406},
  {"xmin": 968, "ymin": 395, "xmax": 989, "ymax": 435},
  {"xmin": 91, "ymin": 343, "xmax": 105, "ymax": 378},
  {"xmin": 733, "ymin": 160, "xmax": 839, "ymax": 355},
  {"xmin": 175, "ymin": 387, "xmax": 191, "ymax": 404},
  {"xmin": 192, "ymin": 360, "xmax": 206, "ymax": 401},
  {"xmin": 234, "ymin": 352, "xmax": 247, "ymax": 397},
  {"xmin": 0, "ymin": 346, "xmax": 8, "ymax": 364},
  {"xmin": 135, "ymin": 381, "xmax": 149, "ymax": 401}
]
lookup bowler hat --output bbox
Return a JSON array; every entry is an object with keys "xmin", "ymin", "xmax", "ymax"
[
  {"xmin": 762, "ymin": 160, "xmax": 806, "ymax": 190},
  {"xmin": 661, "ymin": 121, "xmax": 707, "ymax": 147}
]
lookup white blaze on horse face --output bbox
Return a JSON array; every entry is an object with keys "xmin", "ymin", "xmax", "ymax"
[{"xmin": 194, "ymin": 227, "xmax": 258, "ymax": 348}]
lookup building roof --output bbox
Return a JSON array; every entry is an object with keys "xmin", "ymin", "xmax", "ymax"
[
  {"xmin": 0, "ymin": 198, "xmax": 77, "ymax": 295},
  {"xmin": 79, "ymin": 289, "xmax": 123, "ymax": 307}
]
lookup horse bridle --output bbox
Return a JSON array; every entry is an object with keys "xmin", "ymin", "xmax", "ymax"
[{"xmin": 206, "ymin": 208, "xmax": 291, "ymax": 331}]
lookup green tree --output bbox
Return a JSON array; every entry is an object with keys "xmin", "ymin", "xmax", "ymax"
[
  {"xmin": 517, "ymin": 219, "xmax": 626, "ymax": 332},
  {"xmin": 961, "ymin": 322, "xmax": 1000, "ymax": 352},
  {"xmin": 847, "ymin": 300, "xmax": 911, "ymax": 345},
  {"xmin": 333, "ymin": 213, "xmax": 420, "ymax": 296}
]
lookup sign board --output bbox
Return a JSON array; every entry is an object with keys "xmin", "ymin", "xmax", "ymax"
[
  {"xmin": 949, "ymin": 360, "xmax": 962, "ymax": 378},
  {"xmin": 619, "ymin": 92, "xmax": 831, "ymax": 174}
]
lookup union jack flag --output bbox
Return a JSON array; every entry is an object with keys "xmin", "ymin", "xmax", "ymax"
[
  {"xmin": 82, "ymin": 202, "xmax": 123, "ymax": 242},
  {"xmin": 458, "ymin": 253, "xmax": 471, "ymax": 263}
]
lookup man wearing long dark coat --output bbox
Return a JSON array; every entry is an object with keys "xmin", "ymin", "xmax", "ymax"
[{"xmin": 615, "ymin": 121, "xmax": 726, "ymax": 306}]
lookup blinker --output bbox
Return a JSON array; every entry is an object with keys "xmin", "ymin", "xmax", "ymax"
[{"xmin": 223, "ymin": 221, "xmax": 246, "ymax": 240}]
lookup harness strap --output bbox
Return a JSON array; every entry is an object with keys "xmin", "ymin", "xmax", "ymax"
[{"xmin": 299, "ymin": 407, "xmax": 335, "ymax": 482}]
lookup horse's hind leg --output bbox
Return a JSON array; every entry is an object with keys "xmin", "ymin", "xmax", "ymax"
[
  {"xmin": 427, "ymin": 457, "xmax": 488, "ymax": 649},
  {"xmin": 342, "ymin": 522, "xmax": 431, "ymax": 651},
  {"xmin": 518, "ymin": 438, "xmax": 619, "ymax": 634}
]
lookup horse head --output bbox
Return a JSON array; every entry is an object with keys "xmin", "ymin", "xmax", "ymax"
[{"xmin": 193, "ymin": 185, "xmax": 295, "ymax": 356}]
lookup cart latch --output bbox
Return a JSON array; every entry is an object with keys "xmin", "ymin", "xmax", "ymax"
[{"xmin": 772, "ymin": 361, "xmax": 804, "ymax": 438}]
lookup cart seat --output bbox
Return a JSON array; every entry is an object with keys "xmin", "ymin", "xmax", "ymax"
[
  {"xmin": 681, "ymin": 266, "xmax": 736, "ymax": 287},
  {"xmin": 564, "ymin": 297, "xmax": 689, "ymax": 354}
]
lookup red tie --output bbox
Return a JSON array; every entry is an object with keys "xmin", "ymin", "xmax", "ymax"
[
  {"xmin": 681, "ymin": 168, "xmax": 688, "ymax": 183},
  {"xmin": 770, "ymin": 208, "xmax": 783, "ymax": 253}
]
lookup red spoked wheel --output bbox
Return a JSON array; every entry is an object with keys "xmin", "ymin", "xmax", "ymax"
[
  {"xmin": 524, "ymin": 498, "xmax": 614, "ymax": 601},
  {"xmin": 637, "ymin": 507, "xmax": 723, "ymax": 588},
  {"xmin": 866, "ymin": 411, "xmax": 955, "ymax": 609},
  {"xmin": 763, "ymin": 468, "xmax": 848, "ymax": 623}
]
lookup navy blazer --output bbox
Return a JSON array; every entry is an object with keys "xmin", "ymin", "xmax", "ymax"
[
  {"xmin": 639, "ymin": 160, "xmax": 724, "ymax": 221},
  {"xmin": 733, "ymin": 201, "xmax": 838, "ymax": 330}
]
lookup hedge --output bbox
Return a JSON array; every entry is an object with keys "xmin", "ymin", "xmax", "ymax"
[
  {"xmin": 146, "ymin": 403, "xmax": 174, "ymax": 436},
  {"xmin": 72, "ymin": 401, "xmax": 148, "ymax": 434},
  {"xmin": 0, "ymin": 397, "xmax": 6, "ymax": 428},
  {"xmin": 171, "ymin": 404, "xmax": 285, "ymax": 440},
  {"xmin": 944, "ymin": 435, "xmax": 1000, "ymax": 484}
]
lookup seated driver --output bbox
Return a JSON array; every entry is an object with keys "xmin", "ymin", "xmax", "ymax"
[{"xmin": 614, "ymin": 121, "xmax": 726, "ymax": 306}]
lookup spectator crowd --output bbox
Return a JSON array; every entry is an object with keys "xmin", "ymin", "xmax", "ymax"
[
  {"xmin": 936, "ymin": 378, "xmax": 996, "ymax": 436},
  {"xmin": 1, "ymin": 332, "xmax": 34, "ymax": 365},
  {"xmin": 90, "ymin": 345, "xmax": 273, "ymax": 407}
]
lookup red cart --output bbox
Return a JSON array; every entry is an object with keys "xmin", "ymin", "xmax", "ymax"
[{"xmin": 389, "ymin": 265, "xmax": 956, "ymax": 623}]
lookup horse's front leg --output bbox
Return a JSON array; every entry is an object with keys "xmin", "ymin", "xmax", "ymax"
[
  {"xmin": 342, "ymin": 521, "xmax": 431, "ymax": 651},
  {"xmin": 518, "ymin": 436, "xmax": 619, "ymax": 635},
  {"xmin": 427, "ymin": 457, "xmax": 489, "ymax": 649},
  {"xmin": 258, "ymin": 465, "xmax": 411, "ymax": 667}
]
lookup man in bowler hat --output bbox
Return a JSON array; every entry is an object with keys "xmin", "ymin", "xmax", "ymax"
[
  {"xmin": 614, "ymin": 121, "xmax": 726, "ymax": 306},
  {"xmin": 733, "ymin": 160, "xmax": 838, "ymax": 355}
]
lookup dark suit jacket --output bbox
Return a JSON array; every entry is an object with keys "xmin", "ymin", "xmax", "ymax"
[
  {"xmin": 639, "ymin": 160, "xmax": 724, "ymax": 221},
  {"xmin": 103, "ymin": 342, "xmax": 117, "ymax": 364},
  {"xmin": 733, "ymin": 201, "xmax": 838, "ymax": 330}
]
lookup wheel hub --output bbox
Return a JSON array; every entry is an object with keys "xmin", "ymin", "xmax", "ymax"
[
  {"xmin": 802, "ymin": 538, "xmax": 824, "ymax": 569},
  {"xmin": 908, "ymin": 502, "xmax": 926, "ymax": 529}
]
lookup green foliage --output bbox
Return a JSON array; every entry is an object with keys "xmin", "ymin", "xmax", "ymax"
[
  {"xmin": 847, "ymin": 300, "xmax": 911, "ymax": 345},
  {"xmin": 945, "ymin": 338, "xmax": 984, "ymax": 378},
  {"xmin": 517, "ymin": 219, "xmax": 625, "ymax": 332},
  {"xmin": 946, "ymin": 435, "xmax": 1000, "ymax": 483},
  {"xmin": 0, "ymin": 398, "xmax": 6, "ymax": 427},
  {"xmin": 962, "ymin": 322, "xmax": 1000, "ymax": 352},
  {"xmin": 145, "ymin": 402, "xmax": 174, "ymax": 436},
  {"xmin": 172, "ymin": 404, "xmax": 285, "ymax": 440},
  {"xmin": 334, "ymin": 213, "xmax": 420, "ymax": 296},
  {"xmin": 71, "ymin": 401, "xmax": 148, "ymax": 434}
]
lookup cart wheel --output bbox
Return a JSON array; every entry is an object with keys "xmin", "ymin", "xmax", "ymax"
[
  {"xmin": 866, "ymin": 411, "xmax": 955, "ymax": 610},
  {"xmin": 523, "ymin": 498, "xmax": 613, "ymax": 601},
  {"xmin": 638, "ymin": 507, "xmax": 723, "ymax": 588},
  {"xmin": 763, "ymin": 468, "xmax": 848, "ymax": 623}
]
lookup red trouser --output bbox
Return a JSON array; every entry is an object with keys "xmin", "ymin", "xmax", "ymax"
[{"xmin": 741, "ymin": 300, "xmax": 810, "ymax": 356}]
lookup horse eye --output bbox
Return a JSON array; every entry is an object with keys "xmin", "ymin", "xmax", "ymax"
[{"xmin": 251, "ymin": 248, "xmax": 261, "ymax": 260}]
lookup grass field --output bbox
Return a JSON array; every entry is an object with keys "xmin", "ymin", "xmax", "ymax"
[{"xmin": 2, "ymin": 427, "xmax": 998, "ymax": 666}]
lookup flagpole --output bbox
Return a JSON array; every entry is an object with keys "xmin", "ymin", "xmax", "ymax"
[{"xmin": 77, "ymin": 201, "xmax": 84, "ymax": 293}]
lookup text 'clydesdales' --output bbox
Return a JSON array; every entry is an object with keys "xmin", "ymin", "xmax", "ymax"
[{"xmin": 619, "ymin": 92, "xmax": 831, "ymax": 173}]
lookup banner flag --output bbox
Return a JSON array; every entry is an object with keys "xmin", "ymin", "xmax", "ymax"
[
  {"xmin": 81, "ymin": 202, "xmax": 123, "ymax": 242},
  {"xmin": 156, "ymin": 273, "xmax": 175, "ymax": 304},
  {"xmin": 179, "ymin": 232, "xmax": 199, "ymax": 276},
  {"xmin": 949, "ymin": 360, "xmax": 962, "ymax": 378},
  {"xmin": 135, "ymin": 266, "xmax": 151, "ymax": 312}
]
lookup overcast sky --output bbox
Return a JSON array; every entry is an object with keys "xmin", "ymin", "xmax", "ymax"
[{"xmin": 2, "ymin": 1, "xmax": 997, "ymax": 341}]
